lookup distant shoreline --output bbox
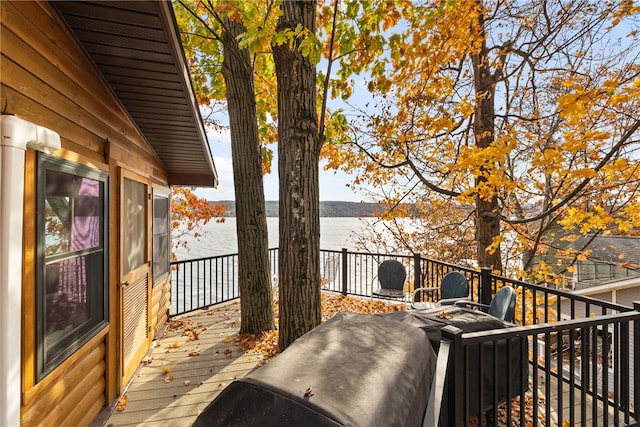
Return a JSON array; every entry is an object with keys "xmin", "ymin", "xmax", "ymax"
[{"xmin": 209, "ymin": 200, "xmax": 384, "ymax": 218}]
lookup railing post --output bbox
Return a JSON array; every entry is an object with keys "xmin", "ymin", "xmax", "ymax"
[
  {"xmin": 441, "ymin": 325, "xmax": 464, "ymax": 427},
  {"xmin": 620, "ymin": 320, "xmax": 630, "ymax": 415},
  {"xmin": 413, "ymin": 252, "xmax": 421, "ymax": 296},
  {"xmin": 341, "ymin": 248, "xmax": 348, "ymax": 296},
  {"xmin": 480, "ymin": 267, "xmax": 492, "ymax": 305},
  {"xmin": 633, "ymin": 302, "xmax": 640, "ymax": 420}
]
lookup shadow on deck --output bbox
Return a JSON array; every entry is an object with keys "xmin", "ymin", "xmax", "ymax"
[{"xmin": 103, "ymin": 301, "xmax": 258, "ymax": 427}]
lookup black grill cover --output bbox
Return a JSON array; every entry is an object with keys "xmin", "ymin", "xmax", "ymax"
[
  {"xmin": 193, "ymin": 312, "xmax": 437, "ymax": 427},
  {"xmin": 379, "ymin": 308, "xmax": 529, "ymax": 416}
]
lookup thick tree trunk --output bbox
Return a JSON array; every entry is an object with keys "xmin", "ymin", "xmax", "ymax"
[
  {"xmin": 273, "ymin": 0, "xmax": 322, "ymax": 350},
  {"xmin": 221, "ymin": 19, "xmax": 274, "ymax": 334},
  {"xmin": 471, "ymin": 2, "xmax": 503, "ymax": 273}
]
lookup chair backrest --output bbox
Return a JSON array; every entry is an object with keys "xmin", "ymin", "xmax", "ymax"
[
  {"xmin": 440, "ymin": 271, "xmax": 469, "ymax": 300},
  {"xmin": 488, "ymin": 286, "xmax": 516, "ymax": 322},
  {"xmin": 378, "ymin": 260, "xmax": 406, "ymax": 291}
]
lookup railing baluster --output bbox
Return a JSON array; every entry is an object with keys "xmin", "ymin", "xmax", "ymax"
[
  {"xmin": 633, "ymin": 302, "xmax": 640, "ymax": 425},
  {"xmin": 208, "ymin": 258, "xmax": 212, "ymax": 306},
  {"xmin": 592, "ymin": 323, "xmax": 598, "ymax": 425},
  {"xmin": 341, "ymin": 248, "xmax": 348, "ymax": 295},
  {"xmin": 557, "ymin": 329, "xmax": 563, "ymax": 426},
  {"xmin": 491, "ymin": 340, "xmax": 498, "ymax": 427},
  {"xmin": 602, "ymin": 321, "xmax": 609, "ymax": 427},
  {"xmin": 519, "ymin": 333, "xmax": 527, "ymax": 427},
  {"xmin": 569, "ymin": 327, "xmax": 576, "ymax": 427},
  {"xmin": 190, "ymin": 260, "xmax": 194, "ymax": 311},
  {"xmin": 545, "ymin": 331, "xmax": 551, "ymax": 427},
  {"xmin": 613, "ymin": 321, "xmax": 620, "ymax": 427},
  {"xmin": 532, "ymin": 333, "xmax": 539, "ymax": 427},
  {"xmin": 413, "ymin": 252, "xmax": 421, "ymax": 292},
  {"xmin": 477, "ymin": 342, "xmax": 483, "ymax": 424},
  {"xmin": 581, "ymin": 326, "xmax": 588, "ymax": 426},
  {"xmin": 620, "ymin": 320, "xmax": 630, "ymax": 423}
]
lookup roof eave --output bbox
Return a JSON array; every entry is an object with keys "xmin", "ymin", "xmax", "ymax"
[{"xmin": 157, "ymin": 1, "xmax": 218, "ymax": 188}]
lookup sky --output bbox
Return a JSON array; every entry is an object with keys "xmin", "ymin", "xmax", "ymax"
[{"xmin": 194, "ymin": 126, "xmax": 364, "ymax": 202}]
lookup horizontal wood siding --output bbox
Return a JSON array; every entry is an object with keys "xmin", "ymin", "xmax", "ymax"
[
  {"xmin": 1, "ymin": 2, "xmax": 173, "ymax": 424},
  {"xmin": 617, "ymin": 287, "xmax": 639, "ymax": 308},
  {"xmin": 151, "ymin": 277, "xmax": 172, "ymax": 337},
  {"xmin": 22, "ymin": 343, "xmax": 106, "ymax": 427},
  {"xmin": 588, "ymin": 291, "xmax": 613, "ymax": 303},
  {"xmin": 1, "ymin": 1, "xmax": 167, "ymax": 175}
]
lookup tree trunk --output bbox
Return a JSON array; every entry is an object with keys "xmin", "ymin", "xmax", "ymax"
[
  {"xmin": 273, "ymin": 0, "xmax": 322, "ymax": 350},
  {"xmin": 471, "ymin": 2, "xmax": 503, "ymax": 273},
  {"xmin": 221, "ymin": 19, "xmax": 274, "ymax": 334}
]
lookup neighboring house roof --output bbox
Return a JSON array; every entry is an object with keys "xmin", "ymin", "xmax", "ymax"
[
  {"xmin": 570, "ymin": 234, "xmax": 640, "ymax": 269},
  {"xmin": 53, "ymin": 1, "xmax": 218, "ymax": 187}
]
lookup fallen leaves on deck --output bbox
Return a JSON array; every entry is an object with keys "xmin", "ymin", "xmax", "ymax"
[
  {"xmin": 467, "ymin": 391, "xmax": 542, "ymax": 427},
  {"xmin": 116, "ymin": 395, "xmax": 128, "ymax": 411},
  {"xmin": 235, "ymin": 294, "xmax": 402, "ymax": 365},
  {"xmin": 234, "ymin": 330, "xmax": 279, "ymax": 364},
  {"xmin": 167, "ymin": 319, "xmax": 201, "ymax": 341},
  {"xmin": 320, "ymin": 294, "xmax": 402, "ymax": 320}
]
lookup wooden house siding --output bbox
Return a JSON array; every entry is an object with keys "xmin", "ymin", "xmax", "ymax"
[
  {"xmin": 151, "ymin": 277, "xmax": 172, "ymax": 338},
  {"xmin": 588, "ymin": 291, "xmax": 613, "ymax": 303},
  {"xmin": 1, "ymin": 2, "xmax": 174, "ymax": 425},
  {"xmin": 21, "ymin": 342, "xmax": 106, "ymax": 427},
  {"xmin": 617, "ymin": 287, "xmax": 639, "ymax": 309}
]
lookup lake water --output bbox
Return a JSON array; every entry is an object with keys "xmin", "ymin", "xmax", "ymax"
[{"xmin": 173, "ymin": 217, "xmax": 375, "ymax": 260}]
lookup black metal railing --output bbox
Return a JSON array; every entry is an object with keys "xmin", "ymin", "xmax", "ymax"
[
  {"xmin": 172, "ymin": 248, "xmax": 635, "ymax": 319},
  {"xmin": 170, "ymin": 253, "xmax": 240, "ymax": 314},
  {"xmin": 436, "ymin": 305, "xmax": 640, "ymax": 426},
  {"xmin": 170, "ymin": 248, "xmax": 639, "ymax": 425}
]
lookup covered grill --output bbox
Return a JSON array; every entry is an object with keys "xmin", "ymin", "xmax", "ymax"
[{"xmin": 194, "ymin": 312, "xmax": 437, "ymax": 427}]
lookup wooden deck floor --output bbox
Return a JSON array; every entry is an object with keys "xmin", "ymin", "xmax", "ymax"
[
  {"xmin": 99, "ymin": 300, "xmax": 634, "ymax": 427},
  {"xmin": 102, "ymin": 301, "xmax": 261, "ymax": 427}
]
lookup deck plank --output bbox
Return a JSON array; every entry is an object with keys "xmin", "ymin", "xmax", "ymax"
[{"xmin": 103, "ymin": 301, "xmax": 262, "ymax": 427}]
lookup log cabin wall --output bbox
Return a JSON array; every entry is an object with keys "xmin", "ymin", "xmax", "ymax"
[
  {"xmin": 151, "ymin": 277, "xmax": 172, "ymax": 338},
  {"xmin": 1, "ymin": 2, "xmax": 173, "ymax": 425}
]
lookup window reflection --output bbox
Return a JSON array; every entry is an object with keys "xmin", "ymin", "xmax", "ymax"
[
  {"xmin": 45, "ymin": 198, "xmax": 70, "ymax": 255},
  {"xmin": 38, "ymin": 156, "xmax": 108, "ymax": 381},
  {"xmin": 153, "ymin": 192, "xmax": 170, "ymax": 284},
  {"xmin": 123, "ymin": 178, "xmax": 146, "ymax": 274}
]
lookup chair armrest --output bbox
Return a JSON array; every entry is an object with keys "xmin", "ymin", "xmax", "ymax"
[
  {"xmin": 436, "ymin": 296, "xmax": 469, "ymax": 306},
  {"xmin": 412, "ymin": 287, "xmax": 440, "ymax": 302},
  {"xmin": 412, "ymin": 287, "xmax": 439, "ymax": 296},
  {"xmin": 454, "ymin": 300, "xmax": 490, "ymax": 312}
]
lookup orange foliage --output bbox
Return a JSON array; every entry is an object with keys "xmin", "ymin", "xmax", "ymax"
[
  {"xmin": 171, "ymin": 187, "xmax": 226, "ymax": 257},
  {"xmin": 320, "ymin": 1, "xmax": 640, "ymax": 275},
  {"xmin": 235, "ymin": 293, "xmax": 402, "ymax": 364}
]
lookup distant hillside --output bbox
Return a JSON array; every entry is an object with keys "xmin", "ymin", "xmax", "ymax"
[{"xmin": 211, "ymin": 201, "xmax": 384, "ymax": 217}]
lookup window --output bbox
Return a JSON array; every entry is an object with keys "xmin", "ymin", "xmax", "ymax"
[
  {"xmin": 578, "ymin": 261, "xmax": 595, "ymax": 282},
  {"xmin": 123, "ymin": 178, "xmax": 146, "ymax": 275},
  {"xmin": 36, "ymin": 154, "xmax": 109, "ymax": 381},
  {"xmin": 153, "ymin": 188, "xmax": 170, "ymax": 285}
]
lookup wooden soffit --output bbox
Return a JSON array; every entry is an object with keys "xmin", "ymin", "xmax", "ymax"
[{"xmin": 54, "ymin": 1, "xmax": 218, "ymax": 187}]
